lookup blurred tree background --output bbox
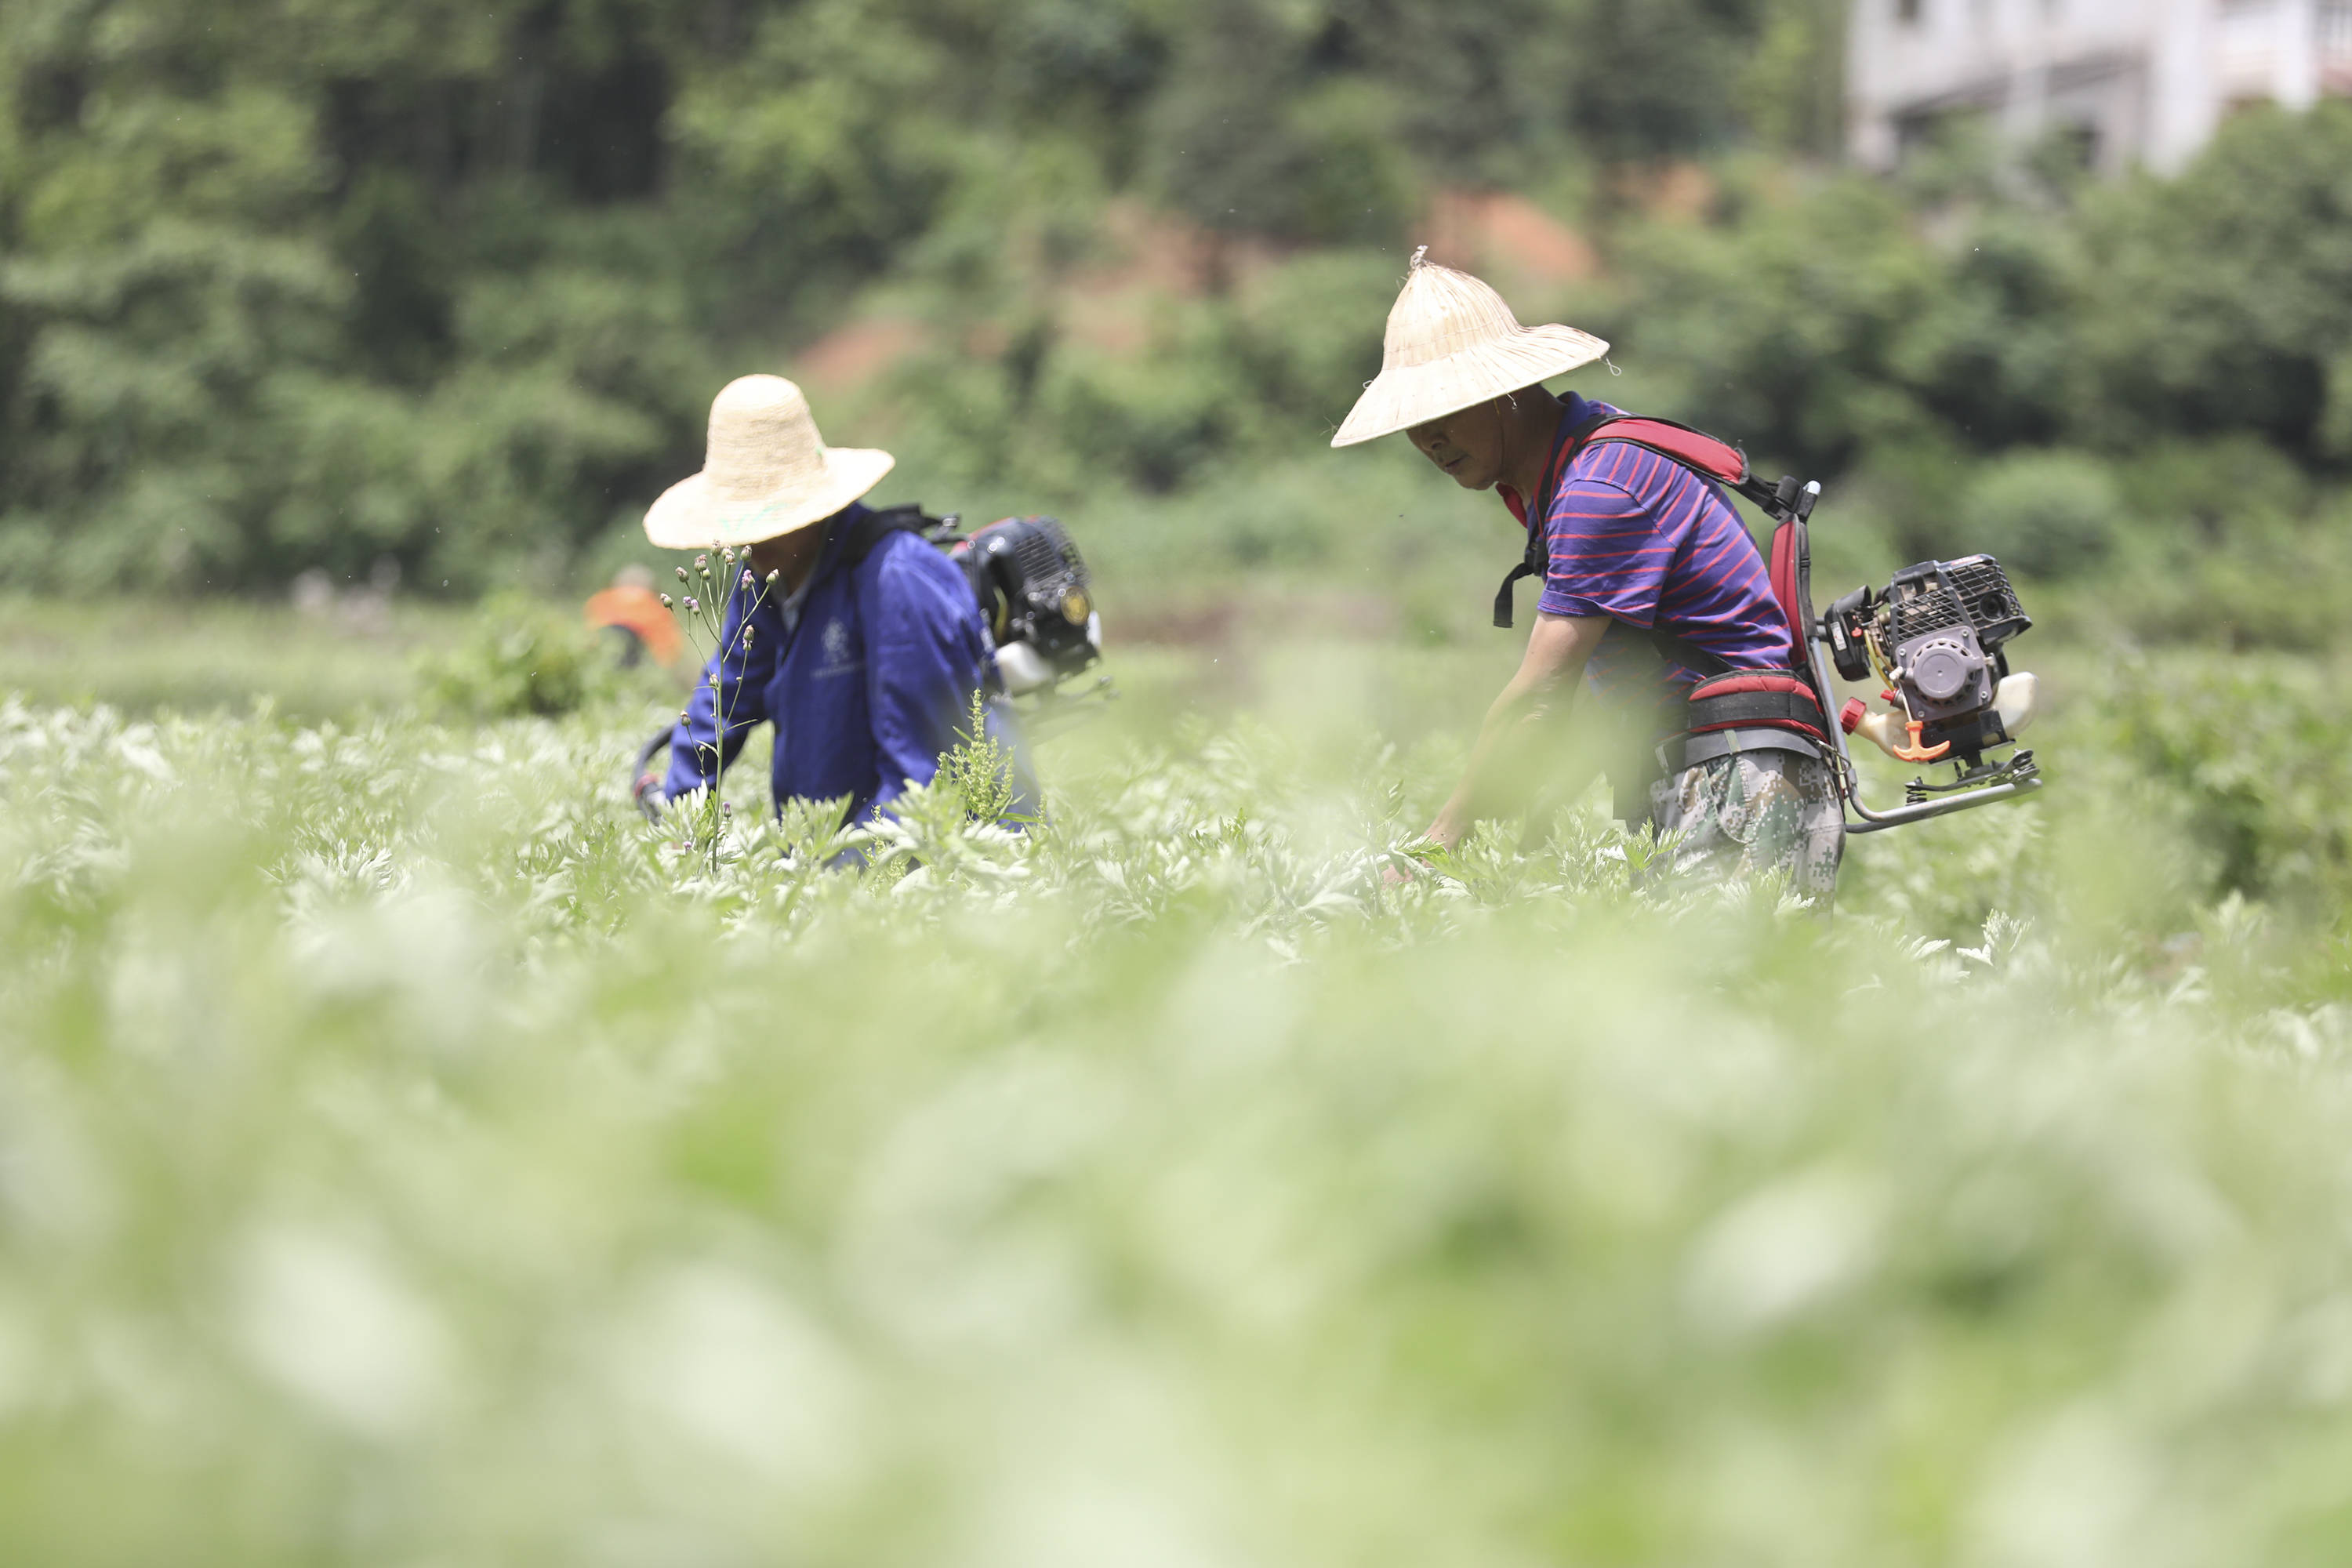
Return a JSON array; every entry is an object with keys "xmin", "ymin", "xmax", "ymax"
[{"xmin": 2, "ymin": 0, "xmax": 2349, "ymax": 615}]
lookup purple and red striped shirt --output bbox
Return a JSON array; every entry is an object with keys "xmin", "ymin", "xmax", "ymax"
[{"xmin": 1523, "ymin": 394, "xmax": 1791, "ymax": 713}]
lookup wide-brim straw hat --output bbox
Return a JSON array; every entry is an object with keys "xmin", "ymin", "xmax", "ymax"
[
  {"xmin": 1331, "ymin": 249, "xmax": 1610, "ymax": 448},
  {"xmin": 644, "ymin": 374, "xmax": 895, "ymax": 549}
]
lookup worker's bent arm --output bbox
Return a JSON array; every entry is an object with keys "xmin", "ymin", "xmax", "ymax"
[{"xmin": 1425, "ymin": 612, "xmax": 1610, "ymax": 851}]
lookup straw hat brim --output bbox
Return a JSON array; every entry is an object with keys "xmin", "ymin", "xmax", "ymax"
[
  {"xmin": 644, "ymin": 447, "xmax": 896, "ymax": 549},
  {"xmin": 1330, "ymin": 323, "xmax": 1610, "ymax": 448}
]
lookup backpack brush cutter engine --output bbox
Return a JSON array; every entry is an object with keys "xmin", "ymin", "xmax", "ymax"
[
  {"xmin": 1822, "ymin": 557, "xmax": 2042, "ymax": 810},
  {"xmin": 934, "ymin": 514, "xmax": 1106, "ymax": 699},
  {"xmin": 1786, "ymin": 517, "xmax": 2048, "ymax": 833}
]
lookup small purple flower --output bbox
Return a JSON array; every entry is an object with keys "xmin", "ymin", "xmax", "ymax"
[
  {"xmin": 684, "ymin": 595, "xmax": 699, "ymax": 612},
  {"xmin": 694, "ymin": 554, "xmax": 708, "ymax": 570},
  {"xmin": 659, "ymin": 593, "xmax": 673, "ymax": 608},
  {"xmin": 675, "ymin": 566, "xmax": 688, "ymax": 582},
  {"xmin": 741, "ymin": 569, "xmax": 754, "ymax": 588}
]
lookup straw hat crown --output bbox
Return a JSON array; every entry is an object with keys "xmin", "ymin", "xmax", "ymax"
[
  {"xmin": 1331, "ymin": 249, "xmax": 1610, "ymax": 447},
  {"xmin": 644, "ymin": 374, "xmax": 895, "ymax": 549}
]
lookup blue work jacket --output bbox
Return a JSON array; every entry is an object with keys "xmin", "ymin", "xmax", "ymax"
[{"xmin": 660, "ymin": 502, "xmax": 1033, "ymax": 826}]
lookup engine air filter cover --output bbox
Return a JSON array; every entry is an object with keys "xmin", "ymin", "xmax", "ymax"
[{"xmin": 1909, "ymin": 637, "xmax": 1976, "ymax": 702}]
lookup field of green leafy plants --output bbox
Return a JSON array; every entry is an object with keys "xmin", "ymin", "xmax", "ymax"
[{"xmin": 7, "ymin": 611, "xmax": 2352, "ymax": 1566}]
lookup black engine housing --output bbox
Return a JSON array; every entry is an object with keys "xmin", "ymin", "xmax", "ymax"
[
  {"xmin": 1825, "ymin": 554, "xmax": 2032, "ymax": 767},
  {"xmin": 943, "ymin": 515, "xmax": 1102, "ymax": 692}
]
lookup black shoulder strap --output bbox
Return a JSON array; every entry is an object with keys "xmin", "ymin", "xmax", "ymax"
[
  {"xmin": 1492, "ymin": 411, "xmax": 1615, "ymax": 630},
  {"xmin": 840, "ymin": 503, "xmax": 934, "ymax": 567}
]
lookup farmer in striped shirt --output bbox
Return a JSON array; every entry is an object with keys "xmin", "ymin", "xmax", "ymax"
[{"xmin": 1332, "ymin": 253, "xmax": 1842, "ymax": 898}]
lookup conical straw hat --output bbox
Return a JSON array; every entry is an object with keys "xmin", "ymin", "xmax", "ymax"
[
  {"xmin": 1331, "ymin": 249, "xmax": 1610, "ymax": 448},
  {"xmin": 644, "ymin": 375, "xmax": 895, "ymax": 549}
]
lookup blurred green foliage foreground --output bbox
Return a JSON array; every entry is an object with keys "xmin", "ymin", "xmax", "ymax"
[{"xmin": 9, "ymin": 627, "xmax": 2352, "ymax": 1563}]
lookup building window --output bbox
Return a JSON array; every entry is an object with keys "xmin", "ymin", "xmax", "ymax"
[
  {"xmin": 2050, "ymin": 121, "xmax": 2100, "ymax": 172},
  {"xmin": 2322, "ymin": 2, "xmax": 2352, "ymax": 73},
  {"xmin": 2221, "ymin": 0, "xmax": 2280, "ymax": 96}
]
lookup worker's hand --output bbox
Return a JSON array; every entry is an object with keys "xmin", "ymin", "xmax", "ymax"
[
  {"xmin": 630, "ymin": 726, "xmax": 677, "ymax": 823},
  {"xmin": 631, "ymin": 768, "xmax": 666, "ymax": 822},
  {"xmin": 1382, "ymin": 828, "xmax": 1451, "ymax": 886}
]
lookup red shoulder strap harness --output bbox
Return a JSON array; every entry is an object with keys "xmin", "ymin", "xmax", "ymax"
[
  {"xmin": 1495, "ymin": 412, "xmax": 1809, "ymax": 663},
  {"xmin": 1496, "ymin": 412, "xmax": 1828, "ymax": 750}
]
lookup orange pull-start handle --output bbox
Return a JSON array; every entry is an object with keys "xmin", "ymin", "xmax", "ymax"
[{"xmin": 1890, "ymin": 720, "xmax": 1951, "ymax": 764}]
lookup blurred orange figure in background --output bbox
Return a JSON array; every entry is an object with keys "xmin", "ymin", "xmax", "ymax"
[{"xmin": 584, "ymin": 564, "xmax": 684, "ymax": 669}]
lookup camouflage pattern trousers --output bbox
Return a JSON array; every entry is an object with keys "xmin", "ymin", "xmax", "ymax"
[{"xmin": 1646, "ymin": 749, "xmax": 1846, "ymax": 903}]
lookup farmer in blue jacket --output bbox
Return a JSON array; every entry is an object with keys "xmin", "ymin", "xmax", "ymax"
[{"xmin": 633, "ymin": 374, "xmax": 1031, "ymax": 826}]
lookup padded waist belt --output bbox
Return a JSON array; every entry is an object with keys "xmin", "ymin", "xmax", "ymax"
[
  {"xmin": 1659, "ymin": 727, "xmax": 1824, "ymax": 775},
  {"xmin": 1684, "ymin": 687, "xmax": 1827, "ymax": 736}
]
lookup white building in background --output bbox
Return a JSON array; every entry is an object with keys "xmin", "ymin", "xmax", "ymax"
[{"xmin": 1849, "ymin": 0, "xmax": 2352, "ymax": 175}]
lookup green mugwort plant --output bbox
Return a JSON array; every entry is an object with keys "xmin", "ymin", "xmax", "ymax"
[{"xmin": 936, "ymin": 687, "xmax": 1020, "ymax": 826}]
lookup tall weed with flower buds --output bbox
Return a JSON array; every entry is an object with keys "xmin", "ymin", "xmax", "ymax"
[{"xmin": 657, "ymin": 543, "xmax": 782, "ymax": 873}]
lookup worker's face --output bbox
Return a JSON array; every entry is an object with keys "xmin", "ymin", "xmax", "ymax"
[
  {"xmin": 1406, "ymin": 400, "xmax": 1506, "ymax": 491},
  {"xmin": 745, "ymin": 526, "xmax": 822, "ymax": 586}
]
